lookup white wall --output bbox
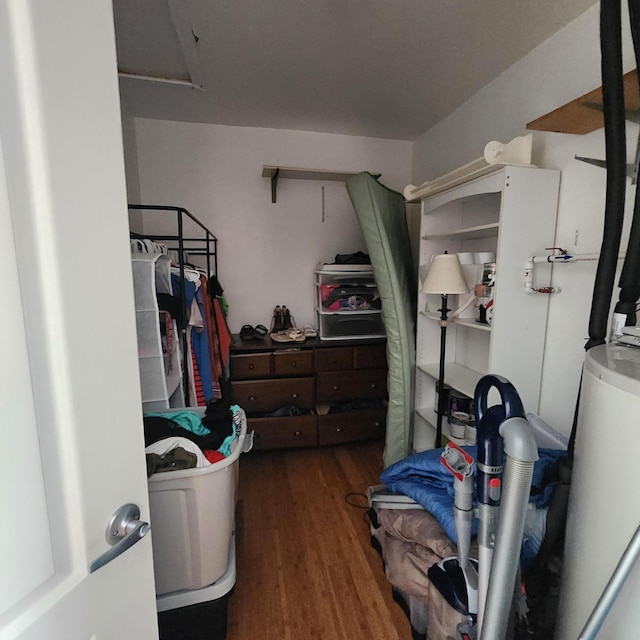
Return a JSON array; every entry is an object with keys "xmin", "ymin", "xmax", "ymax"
[
  {"xmin": 131, "ymin": 120, "xmax": 412, "ymax": 333},
  {"xmin": 412, "ymin": 3, "xmax": 638, "ymax": 436}
]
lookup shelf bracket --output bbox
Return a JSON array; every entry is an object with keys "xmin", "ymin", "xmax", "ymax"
[
  {"xmin": 270, "ymin": 167, "xmax": 280, "ymax": 203},
  {"xmin": 574, "ymin": 103, "xmax": 640, "ymax": 184}
]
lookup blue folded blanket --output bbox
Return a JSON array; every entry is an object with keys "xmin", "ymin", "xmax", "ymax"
[{"xmin": 380, "ymin": 446, "xmax": 566, "ymax": 544}]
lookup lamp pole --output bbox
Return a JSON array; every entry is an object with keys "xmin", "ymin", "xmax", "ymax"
[
  {"xmin": 421, "ymin": 251, "xmax": 469, "ymax": 449},
  {"xmin": 435, "ymin": 293, "xmax": 450, "ymax": 448}
]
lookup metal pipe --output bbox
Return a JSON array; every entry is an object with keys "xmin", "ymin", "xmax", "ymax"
[
  {"xmin": 578, "ymin": 524, "xmax": 640, "ymax": 640},
  {"xmin": 530, "ymin": 252, "xmax": 625, "ymax": 263},
  {"xmin": 480, "ymin": 416, "xmax": 538, "ymax": 640}
]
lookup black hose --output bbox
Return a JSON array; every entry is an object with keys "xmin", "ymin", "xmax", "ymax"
[
  {"xmin": 614, "ymin": 0, "xmax": 640, "ymax": 327},
  {"xmin": 585, "ymin": 0, "xmax": 627, "ymax": 351}
]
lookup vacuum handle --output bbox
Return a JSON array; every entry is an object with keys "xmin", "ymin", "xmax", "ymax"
[{"xmin": 475, "ymin": 374, "xmax": 525, "ymax": 423}]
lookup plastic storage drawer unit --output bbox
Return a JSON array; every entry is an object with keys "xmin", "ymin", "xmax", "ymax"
[
  {"xmin": 318, "ymin": 311, "xmax": 385, "ymax": 340},
  {"xmin": 315, "ymin": 265, "xmax": 385, "ymax": 340}
]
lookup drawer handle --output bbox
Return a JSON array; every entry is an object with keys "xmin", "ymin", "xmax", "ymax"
[
  {"xmin": 291, "ymin": 393, "xmax": 299, "ymax": 399},
  {"xmin": 374, "ymin": 421, "xmax": 380, "ymax": 427},
  {"xmin": 335, "ymin": 427, "xmax": 344, "ymax": 433},
  {"xmin": 370, "ymin": 383, "xmax": 377, "ymax": 389},
  {"xmin": 291, "ymin": 361, "xmax": 297, "ymax": 367},
  {"xmin": 333, "ymin": 385, "xmax": 340, "ymax": 391},
  {"xmin": 248, "ymin": 395, "xmax": 256, "ymax": 401},
  {"xmin": 294, "ymin": 431, "xmax": 303, "ymax": 436},
  {"xmin": 249, "ymin": 364, "xmax": 255, "ymax": 370}
]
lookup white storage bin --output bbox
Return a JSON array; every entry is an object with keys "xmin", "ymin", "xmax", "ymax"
[{"xmin": 147, "ymin": 407, "xmax": 251, "ymax": 596}]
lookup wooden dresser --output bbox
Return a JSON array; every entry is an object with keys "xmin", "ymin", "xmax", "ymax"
[{"xmin": 229, "ymin": 336, "xmax": 387, "ymax": 451}]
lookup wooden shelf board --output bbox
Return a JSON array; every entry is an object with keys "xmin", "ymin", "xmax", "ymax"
[
  {"xmin": 417, "ymin": 362, "xmax": 483, "ymax": 398},
  {"xmin": 527, "ymin": 69, "xmax": 639, "ymax": 134},
  {"xmin": 262, "ymin": 165, "xmax": 381, "ymax": 202},
  {"xmin": 422, "ymin": 311, "xmax": 492, "ymax": 332},
  {"xmin": 262, "ymin": 165, "xmax": 362, "ymax": 182},
  {"xmin": 424, "ymin": 221, "xmax": 500, "ymax": 241}
]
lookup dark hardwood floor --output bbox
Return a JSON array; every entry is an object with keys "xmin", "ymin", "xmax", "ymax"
[{"xmin": 227, "ymin": 439, "xmax": 411, "ymax": 639}]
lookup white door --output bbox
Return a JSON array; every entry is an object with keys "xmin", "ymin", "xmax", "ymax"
[{"xmin": 0, "ymin": 1, "xmax": 158, "ymax": 638}]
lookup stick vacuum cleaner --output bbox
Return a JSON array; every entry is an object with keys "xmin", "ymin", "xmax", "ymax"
[{"xmin": 430, "ymin": 374, "xmax": 539, "ymax": 640}]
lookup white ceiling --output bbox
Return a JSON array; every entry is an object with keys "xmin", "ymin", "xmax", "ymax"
[{"xmin": 114, "ymin": 0, "xmax": 598, "ymax": 141}]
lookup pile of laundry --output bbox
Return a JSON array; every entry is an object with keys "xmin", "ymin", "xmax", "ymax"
[
  {"xmin": 143, "ymin": 404, "xmax": 244, "ymax": 477},
  {"xmin": 379, "ymin": 445, "xmax": 566, "ymax": 561}
]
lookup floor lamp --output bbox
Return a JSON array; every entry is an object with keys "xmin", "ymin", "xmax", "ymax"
[{"xmin": 421, "ymin": 252, "xmax": 469, "ymax": 448}]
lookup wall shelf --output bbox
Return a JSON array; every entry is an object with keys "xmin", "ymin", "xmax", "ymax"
[
  {"xmin": 422, "ymin": 311, "xmax": 492, "ymax": 332},
  {"xmin": 261, "ymin": 165, "xmax": 380, "ymax": 202},
  {"xmin": 527, "ymin": 69, "xmax": 639, "ymax": 134},
  {"xmin": 423, "ymin": 222, "xmax": 500, "ymax": 241},
  {"xmin": 417, "ymin": 362, "xmax": 483, "ymax": 399}
]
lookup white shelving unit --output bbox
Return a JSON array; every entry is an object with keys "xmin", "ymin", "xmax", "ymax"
[
  {"xmin": 315, "ymin": 266, "xmax": 386, "ymax": 340},
  {"xmin": 132, "ymin": 253, "xmax": 185, "ymax": 412},
  {"xmin": 413, "ymin": 166, "xmax": 560, "ymax": 451}
]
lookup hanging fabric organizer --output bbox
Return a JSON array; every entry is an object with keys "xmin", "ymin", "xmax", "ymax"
[{"xmin": 129, "ymin": 204, "xmax": 229, "ymax": 410}]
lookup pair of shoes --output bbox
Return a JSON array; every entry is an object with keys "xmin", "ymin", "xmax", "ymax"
[
  {"xmin": 302, "ymin": 325, "xmax": 318, "ymax": 338},
  {"xmin": 270, "ymin": 305, "xmax": 296, "ymax": 332},
  {"xmin": 271, "ymin": 306, "xmax": 283, "ymax": 332},
  {"xmin": 240, "ymin": 324, "xmax": 269, "ymax": 341},
  {"xmin": 270, "ymin": 327, "xmax": 305, "ymax": 343}
]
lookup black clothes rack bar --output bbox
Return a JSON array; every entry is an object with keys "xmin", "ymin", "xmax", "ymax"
[{"xmin": 129, "ymin": 204, "xmax": 218, "ymax": 407}]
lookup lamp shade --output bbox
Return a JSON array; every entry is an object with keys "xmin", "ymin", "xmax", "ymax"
[{"xmin": 421, "ymin": 253, "xmax": 469, "ymax": 295}]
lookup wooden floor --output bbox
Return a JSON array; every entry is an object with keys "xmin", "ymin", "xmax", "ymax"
[{"xmin": 227, "ymin": 439, "xmax": 411, "ymax": 640}]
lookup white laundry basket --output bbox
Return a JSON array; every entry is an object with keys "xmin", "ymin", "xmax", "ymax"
[{"xmin": 147, "ymin": 407, "xmax": 250, "ymax": 596}]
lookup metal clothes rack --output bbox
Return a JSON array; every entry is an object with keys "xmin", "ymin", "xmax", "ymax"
[{"xmin": 129, "ymin": 204, "xmax": 218, "ymax": 407}]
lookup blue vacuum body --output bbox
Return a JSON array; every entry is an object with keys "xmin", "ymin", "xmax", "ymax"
[
  {"xmin": 475, "ymin": 375, "xmax": 525, "ymax": 511},
  {"xmin": 427, "ymin": 374, "xmax": 530, "ymax": 637}
]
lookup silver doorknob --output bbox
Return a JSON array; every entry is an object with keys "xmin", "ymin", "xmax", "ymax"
[{"xmin": 89, "ymin": 503, "xmax": 150, "ymax": 573}]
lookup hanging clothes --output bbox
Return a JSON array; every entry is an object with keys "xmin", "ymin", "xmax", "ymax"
[
  {"xmin": 190, "ymin": 289, "xmax": 215, "ymax": 403},
  {"xmin": 207, "ymin": 276, "xmax": 232, "ymax": 371},
  {"xmin": 200, "ymin": 274, "xmax": 223, "ymax": 400}
]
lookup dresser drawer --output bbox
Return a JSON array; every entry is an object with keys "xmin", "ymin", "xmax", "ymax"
[
  {"xmin": 316, "ymin": 369, "xmax": 387, "ymax": 402},
  {"xmin": 354, "ymin": 344, "xmax": 387, "ymax": 369},
  {"xmin": 231, "ymin": 378, "xmax": 315, "ymax": 413},
  {"xmin": 318, "ymin": 407, "xmax": 386, "ymax": 446},
  {"xmin": 314, "ymin": 347, "xmax": 353, "ymax": 371},
  {"xmin": 273, "ymin": 350, "xmax": 314, "ymax": 376},
  {"xmin": 229, "ymin": 353, "xmax": 271, "ymax": 380},
  {"xmin": 249, "ymin": 415, "xmax": 318, "ymax": 450}
]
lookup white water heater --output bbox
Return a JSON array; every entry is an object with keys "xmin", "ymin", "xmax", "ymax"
[{"xmin": 556, "ymin": 344, "xmax": 640, "ymax": 639}]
